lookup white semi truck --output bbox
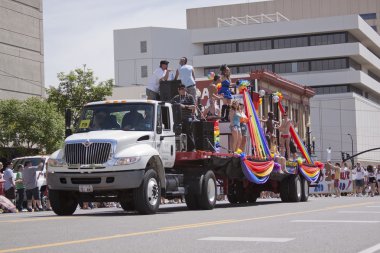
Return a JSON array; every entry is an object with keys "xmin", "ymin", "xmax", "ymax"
[{"xmin": 47, "ymin": 99, "xmax": 312, "ymax": 216}]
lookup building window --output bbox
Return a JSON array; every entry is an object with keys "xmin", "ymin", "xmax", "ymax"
[
  {"xmin": 141, "ymin": 65, "xmax": 148, "ymax": 78},
  {"xmin": 274, "ymin": 62, "xmax": 292, "ymax": 73},
  {"xmin": 273, "ymin": 36, "xmax": 308, "ymax": 49},
  {"xmin": 360, "ymin": 13, "xmax": 377, "ymax": 20},
  {"xmin": 314, "ymin": 85, "xmax": 349, "ymax": 95},
  {"xmin": 310, "ymin": 58, "xmax": 347, "ymax": 71},
  {"xmin": 140, "ymin": 41, "xmax": 147, "ymax": 53},
  {"xmin": 297, "ymin": 61, "xmax": 309, "ymax": 72},
  {"xmin": 371, "ymin": 25, "xmax": 378, "ymax": 32},
  {"xmin": 310, "ymin": 33, "xmax": 346, "ymax": 46}
]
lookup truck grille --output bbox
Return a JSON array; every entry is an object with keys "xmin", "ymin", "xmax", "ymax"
[{"xmin": 64, "ymin": 142, "xmax": 112, "ymax": 165}]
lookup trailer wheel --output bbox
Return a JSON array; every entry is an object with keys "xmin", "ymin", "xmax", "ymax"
[
  {"xmin": 288, "ymin": 175, "xmax": 302, "ymax": 202},
  {"xmin": 198, "ymin": 170, "xmax": 217, "ymax": 210},
  {"xmin": 133, "ymin": 169, "xmax": 161, "ymax": 215},
  {"xmin": 120, "ymin": 199, "xmax": 135, "ymax": 211},
  {"xmin": 227, "ymin": 181, "xmax": 246, "ymax": 204},
  {"xmin": 247, "ymin": 187, "xmax": 259, "ymax": 203},
  {"xmin": 300, "ymin": 177, "xmax": 309, "ymax": 202},
  {"xmin": 50, "ymin": 190, "xmax": 78, "ymax": 216},
  {"xmin": 280, "ymin": 177, "xmax": 290, "ymax": 202},
  {"xmin": 185, "ymin": 192, "xmax": 200, "ymax": 210}
]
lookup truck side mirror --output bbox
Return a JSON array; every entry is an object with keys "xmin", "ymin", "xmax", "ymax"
[
  {"xmin": 65, "ymin": 109, "xmax": 72, "ymax": 137},
  {"xmin": 65, "ymin": 109, "xmax": 72, "ymax": 128},
  {"xmin": 156, "ymin": 124, "xmax": 162, "ymax": 134}
]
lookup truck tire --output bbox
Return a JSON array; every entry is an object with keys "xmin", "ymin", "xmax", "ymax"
[
  {"xmin": 49, "ymin": 190, "xmax": 78, "ymax": 216},
  {"xmin": 227, "ymin": 181, "xmax": 245, "ymax": 204},
  {"xmin": 288, "ymin": 175, "xmax": 302, "ymax": 202},
  {"xmin": 198, "ymin": 170, "xmax": 217, "ymax": 210},
  {"xmin": 280, "ymin": 177, "xmax": 290, "ymax": 202},
  {"xmin": 227, "ymin": 194, "xmax": 238, "ymax": 204},
  {"xmin": 247, "ymin": 187, "xmax": 259, "ymax": 203},
  {"xmin": 300, "ymin": 177, "xmax": 309, "ymax": 202},
  {"xmin": 133, "ymin": 169, "xmax": 161, "ymax": 215},
  {"xmin": 120, "ymin": 199, "xmax": 135, "ymax": 211},
  {"xmin": 185, "ymin": 192, "xmax": 200, "ymax": 210}
]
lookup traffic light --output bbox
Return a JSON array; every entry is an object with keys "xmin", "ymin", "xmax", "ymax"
[{"xmin": 341, "ymin": 152, "xmax": 350, "ymax": 161}]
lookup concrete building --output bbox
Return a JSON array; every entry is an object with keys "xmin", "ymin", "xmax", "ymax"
[
  {"xmin": 187, "ymin": 0, "xmax": 380, "ymax": 32},
  {"xmin": 0, "ymin": 0, "xmax": 44, "ymax": 99},
  {"xmin": 113, "ymin": 0, "xmax": 380, "ymax": 164}
]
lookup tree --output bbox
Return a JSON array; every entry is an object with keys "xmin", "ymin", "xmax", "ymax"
[
  {"xmin": 46, "ymin": 65, "xmax": 114, "ymax": 124},
  {"xmin": 0, "ymin": 98, "xmax": 65, "ymax": 154}
]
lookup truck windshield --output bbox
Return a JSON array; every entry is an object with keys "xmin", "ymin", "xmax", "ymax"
[{"xmin": 77, "ymin": 103, "xmax": 154, "ymax": 132}]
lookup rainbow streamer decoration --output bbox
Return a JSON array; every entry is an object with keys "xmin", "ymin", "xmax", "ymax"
[
  {"xmin": 240, "ymin": 154, "xmax": 274, "ymax": 184},
  {"xmin": 299, "ymin": 164, "xmax": 320, "ymax": 182},
  {"xmin": 277, "ymin": 94, "xmax": 322, "ymax": 182},
  {"xmin": 240, "ymin": 92, "xmax": 274, "ymax": 184},
  {"xmin": 278, "ymin": 100, "xmax": 313, "ymax": 164},
  {"xmin": 242, "ymin": 91, "xmax": 271, "ymax": 160}
]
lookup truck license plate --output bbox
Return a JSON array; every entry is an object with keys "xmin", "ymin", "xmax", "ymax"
[{"xmin": 79, "ymin": 185, "xmax": 93, "ymax": 193}]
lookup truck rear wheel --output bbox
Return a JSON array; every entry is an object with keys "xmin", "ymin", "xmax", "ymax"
[
  {"xmin": 288, "ymin": 175, "xmax": 302, "ymax": 202},
  {"xmin": 300, "ymin": 177, "xmax": 309, "ymax": 202},
  {"xmin": 185, "ymin": 192, "xmax": 200, "ymax": 210},
  {"xmin": 133, "ymin": 169, "xmax": 161, "ymax": 215},
  {"xmin": 227, "ymin": 181, "xmax": 245, "ymax": 204},
  {"xmin": 198, "ymin": 170, "xmax": 217, "ymax": 210},
  {"xmin": 49, "ymin": 190, "xmax": 78, "ymax": 216},
  {"xmin": 120, "ymin": 199, "xmax": 135, "ymax": 211},
  {"xmin": 280, "ymin": 177, "xmax": 290, "ymax": 202}
]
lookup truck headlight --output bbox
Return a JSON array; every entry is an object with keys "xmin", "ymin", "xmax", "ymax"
[
  {"xmin": 114, "ymin": 156, "xmax": 141, "ymax": 166},
  {"xmin": 47, "ymin": 158, "xmax": 67, "ymax": 167}
]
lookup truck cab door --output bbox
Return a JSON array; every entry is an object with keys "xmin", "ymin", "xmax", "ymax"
[{"xmin": 156, "ymin": 105, "xmax": 176, "ymax": 168}]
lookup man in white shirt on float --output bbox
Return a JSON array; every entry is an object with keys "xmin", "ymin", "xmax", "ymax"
[
  {"xmin": 175, "ymin": 57, "xmax": 197, "ymax": 101},
  {"xmin": 146, "ymin": 60, "xmax": 171, "ymax": 100}
]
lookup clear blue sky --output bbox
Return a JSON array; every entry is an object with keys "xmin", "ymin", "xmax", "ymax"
[{"xmin": 43, "ymin": 0, "xmax": 268, "ymax": 87}]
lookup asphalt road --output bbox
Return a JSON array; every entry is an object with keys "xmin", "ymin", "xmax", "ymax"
[{"xmin": 1, "ymin": 196, "xmax": 380, "ymax": 253}]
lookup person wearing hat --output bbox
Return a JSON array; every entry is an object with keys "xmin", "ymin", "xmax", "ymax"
[{"xmin": 146, "ymin": 60, "xmax": 171, "ymax": 100}]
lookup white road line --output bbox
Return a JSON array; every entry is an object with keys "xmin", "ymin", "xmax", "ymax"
[
  {"xmin": 338, "ymin": 211, "xmax": 380, "ymax": 214},
  {"xmin": 366, "ymin": 206, "xmax": 380, "ymax": 208},
  {"xmin": 198, "ymin": 237, "xmax": 295, "ymax": 243},
  {"xmin": 358, "ymin": 243, "xmax": 380, "ymax": 253},
  {"xmin": 291, "ymin": 220, "xmax": 380, "ymax": 223}
]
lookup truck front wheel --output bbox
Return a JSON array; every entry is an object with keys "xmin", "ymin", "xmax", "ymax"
[
  {"xmin": 133, "ymin": 169, "xmax": 161, "ymax": 215},
  {"xmin": 49, "ymin": 189, "xmax": 78, "ymax": 216}
]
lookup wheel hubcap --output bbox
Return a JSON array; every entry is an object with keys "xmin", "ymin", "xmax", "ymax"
[
  {"xmin": 207, "ymin": 178, "xmax": 216, "ymax": 203},
  {"xmin": 296, "ymin": 178, "xmax": 301, "ymax": 198},
  {"xmin": 304, "ymin": 180, "xmax": 309, "ymax": 196},
  {"xmin": 147, "ymin": 178, "xmax": 159, "ymax": 206}
]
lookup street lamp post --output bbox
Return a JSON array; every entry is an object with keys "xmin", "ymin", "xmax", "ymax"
[{"xmin": 347, "ymin": 133, "xmax": 354, "ymax": 165}]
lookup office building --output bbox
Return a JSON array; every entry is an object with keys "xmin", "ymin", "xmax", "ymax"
[
  {"xmin": 0, "ymin": 0, "xmax": 44, "ymax": 99},
  {"xmin": 113, "ymin": 0, "xmax": 380, "ymax": 164}
]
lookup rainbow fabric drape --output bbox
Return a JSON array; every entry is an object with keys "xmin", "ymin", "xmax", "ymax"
[
  {"xmin": 278, "ymin": 99, "xmax": 320, "ymax": 182},
  {"xmin": 278, "ymin": 101, "xmax": 313, "ymax": 164},
  {"xmin": 241, "ymin": 157, "xmax": 274, "ymax": 184},
  {"xmin": 240, "ymin": 92, "xmax": 274, "ymax": 184},
  {"xmin": 242, "ymin": 92, "xmax": 271, "ymax": 160}
]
